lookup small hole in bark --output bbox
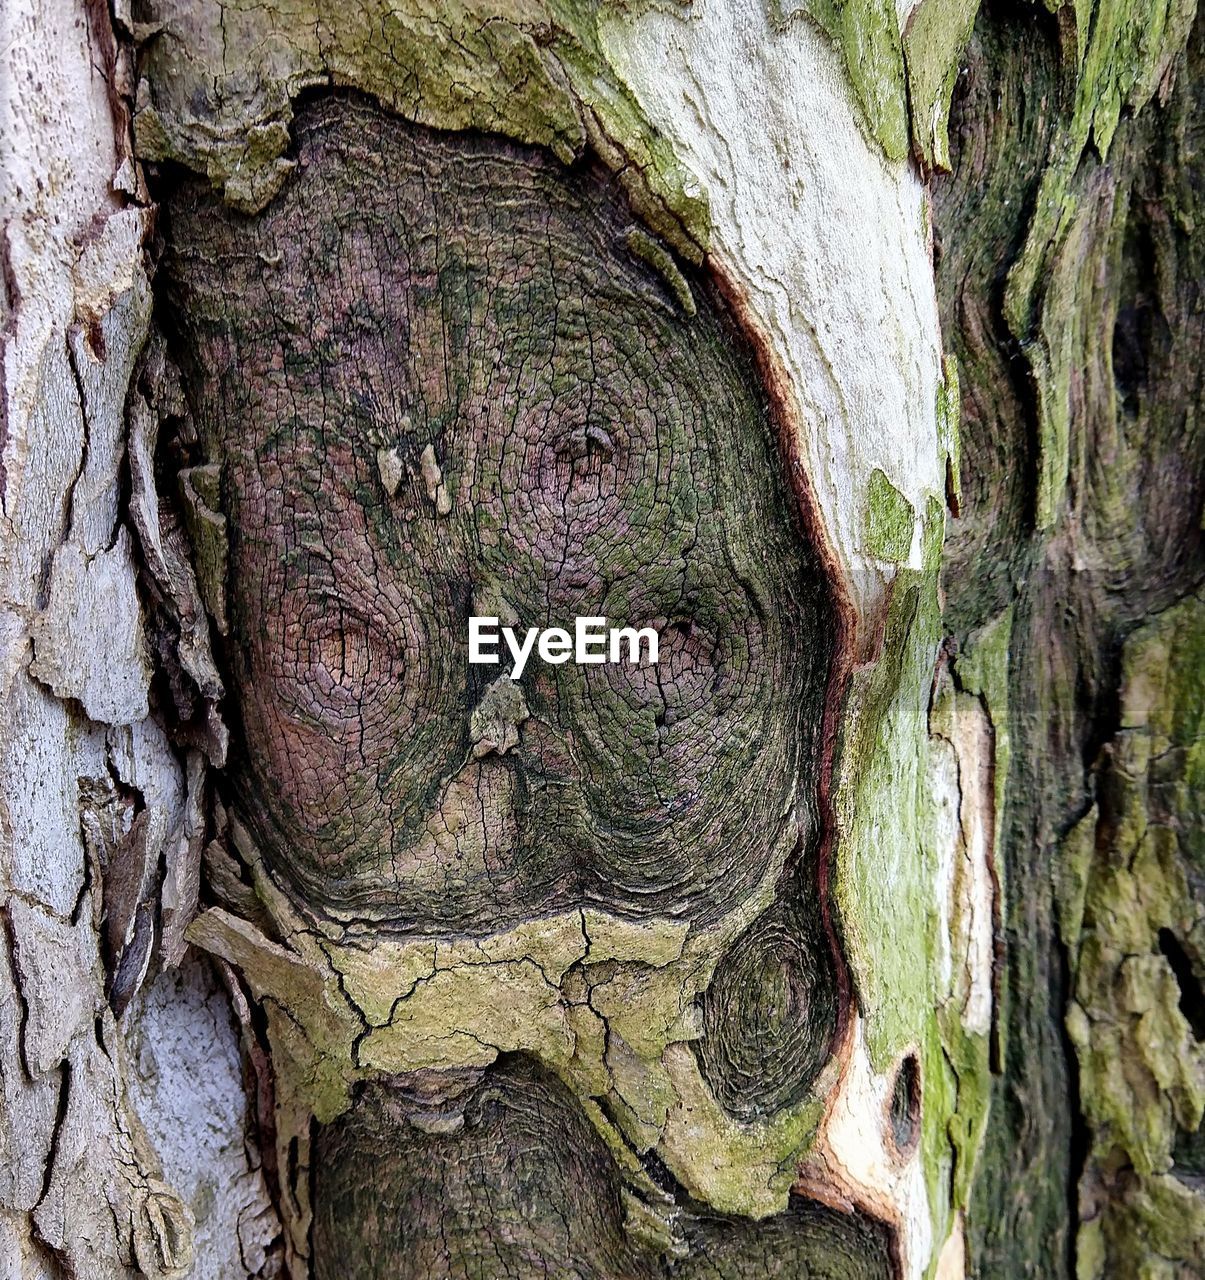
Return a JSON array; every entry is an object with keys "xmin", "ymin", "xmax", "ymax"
[
  {"xmin": 1158, "ymin": 928, "xmax": 1205, "ymax": 1041},
  {"xmin": 889, "ymin": 1053, "xmax": 921, "ymax": 1157},
  {"xmin": 85, "ymin": 316, "xmax": 107, "ymax": 361}
]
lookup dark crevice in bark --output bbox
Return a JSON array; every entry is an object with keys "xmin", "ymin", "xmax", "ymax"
[
  {"xmin": 934, "ymin": 0, "xmax": 1064, "ymax": 633},
  {"xmin": 34, "ymin": 1061, "xmax": 71, "ymax": 1212},
  {"xmin": 1173, "ymin": 1120, "xmax": 1205, "ymax": 1180},
  {"xmin": 1158, "ymin": 929, "xmax": 1205, "ymax": 1041},
  {"xmin": 1, "ymin": 905, "xmax": 33, "ymax": 1080},
  {"xmin": 888, "ymin": 1052, "xmax": 920, "ymax": 1158},
  {"xmin": 214, "ymin": 955, "xmax": 284, "ymax": 1230},
  {"xmin": 1111, "ymin": 219, "xmax": 1167, "ymax": 421}
]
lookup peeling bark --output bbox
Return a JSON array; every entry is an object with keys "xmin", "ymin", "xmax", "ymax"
[
  {"xmin": 1, "ymin": 0, "xmax": 279, "ymax": 1274},
  {"xmin": 3, "ymin": 0, "xmax": 1202, "ymax": 1277}
]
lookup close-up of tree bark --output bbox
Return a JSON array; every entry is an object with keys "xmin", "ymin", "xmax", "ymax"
[{"xmin": 1, "ymin": 0, "xmax": 1201, "ymax": 1277}]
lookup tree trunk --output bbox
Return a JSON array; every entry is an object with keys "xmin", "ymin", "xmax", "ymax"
[{"xmin": 0, "ymin": 0, "xmax": 1200, "ymax": 1278}]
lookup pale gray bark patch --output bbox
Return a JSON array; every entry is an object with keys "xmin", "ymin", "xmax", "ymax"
[
  {"xmin": 30, "ymin": 527, "xmax": 152, "ymax": 724},
  {"xmin": 1, "ymin": 0, "xmax": 277, "ymax": 1273},
  {"xmin": 7, "ymin": 900, "xmax": 100, "ymax": 1074},
  {"xmin": 125, "ymin": 959, "xmax": 282, "ymax": 1279}
]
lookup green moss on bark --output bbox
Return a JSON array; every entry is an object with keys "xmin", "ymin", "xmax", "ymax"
[
  {"xmin": 902, "ymin": 0, "xmax": 981, "ymax": 171},
  {"xmin": 770, "ymin": 0, "xmax": 910, "ymax": 161},
  {"xmin": 935, "ymin": 4, "xmax": 1205, "ymax": 1274},
  {"xmin": 1001, "ymin": 0, "xmax": 1197, "ymax": 529},
  {"xmin": 1063, "ymin": 592, "xmax": 1205, "ymax": 1279},
  {"xmin": 134, "ymin": 0, "xmax": 710, "ymax": 259},
  {"xmin": 865, "ymin": 469, "xmax": 916, "ymax": 562}
]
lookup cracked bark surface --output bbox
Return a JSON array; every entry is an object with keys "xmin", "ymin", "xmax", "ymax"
[
  {"xmin": 1, "ymin": 1, "xmax": 281, "ymax": 1274},
  {"xmin": 155, "ymin": 92, "xmax": 867, "ymax": 1275},
  {"xmin": 161, "ymin": 95, "xmax": 837, "ymax": 941},
  {"xmin": 6, "ymin": 0, "xmax": 1204, "ymax": 1274}
]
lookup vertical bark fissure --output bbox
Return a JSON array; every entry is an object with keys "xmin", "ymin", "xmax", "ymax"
[{"xmin": 937, "ymin": 0, "xmax": 1205, "ymax": 1272}]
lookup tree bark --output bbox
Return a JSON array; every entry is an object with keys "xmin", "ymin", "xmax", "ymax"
[
  {"xmin": 1, "ymin": 1, "xmax": 278, "ymax": 1276},
  {"xmin": 0, "ymin": 1, "xmax": 1200, "ymax": 1279},
  {"xmin": 935, "ymin": 3, "xmax": 1205, "ymax": 1274}
]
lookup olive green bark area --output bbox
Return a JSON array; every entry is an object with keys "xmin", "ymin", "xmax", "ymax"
[
  {"xmin": 313, "ymin": 1059, "xmax": 894, "ymax": 1279},
  {"xmin": 838, "ymin": 572, "xmax": 939, "ymax": 1078},
  {"xmin": 769, "ymin": 0, "xmax": 981, "ymax": 170},
  {"xmin": 1062, "ymin": 592, "xmax": 1205, "ymax": 1279},
  {"xmin": 998, "ymin": 0, "xmax": 1198, "ymax": 531},
  {"xmin": 833, "ymin": 498, "xmax": 997, "ymax": 1265},
  {"xmin": 131, "ymin": 0, "xmax": 708, "ymax": 260},
  {"xmin": 902, "ymin": 0, "xmax": 981, "ymax": 171},
  {"xmin": 935, "ymin": 2, "xmax": 1205, "ymax": 1275},
  {"xmin": 864, "ymin": 469, "xmax": 916, "ymax": 562}
]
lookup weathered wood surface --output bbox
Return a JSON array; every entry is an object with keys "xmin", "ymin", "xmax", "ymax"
[
  {"xmin": 935, "ymin": 2, "xmax": 1205, "ymax": 1275},
  {"xmin": 0, "ymin": 0, "xmax": 1200, "ymax": 1276}
]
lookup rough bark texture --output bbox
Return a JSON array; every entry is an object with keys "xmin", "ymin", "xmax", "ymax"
[
  {"xmin": 153, "ymin": 96, "xmax": 869, "ymax": 1275},
  {"xmin": 1, "ymin": 0, "xmax": 280, "ymax": 1275},
  {"xmin": 311, "ymin": 1059, "xmax": 894, "ymax": 1279},
  {"xmin": 935, "ymin": 1, "xmax": 1205, "ymax": 1274},
  {"xmin": 160, "ymin": 97, "xmax": 838, "ymax": 945},
  {"xmin": 2, "ymin": 0, "xmax": 1202, "ymax": 1277}
]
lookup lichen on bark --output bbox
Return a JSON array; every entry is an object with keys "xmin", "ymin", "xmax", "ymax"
[
  {"xmin": 156, "ymin": 91, "xmax": 889, "ymax": 1273},
  {"xmin": 1062, "ymin": 592, "xmax": 1205, "ymax": 1279},
  {"xmin": 935, "ymin": 1, "xmax": 1205, "ymax": 1274},
  {"xmin": 129, "ymin": 0, "xmax": 1003, "ymax": 1275},
  {"xmin": 132, "ymin": 0, "xmax": 709, "ymax": 259}
]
